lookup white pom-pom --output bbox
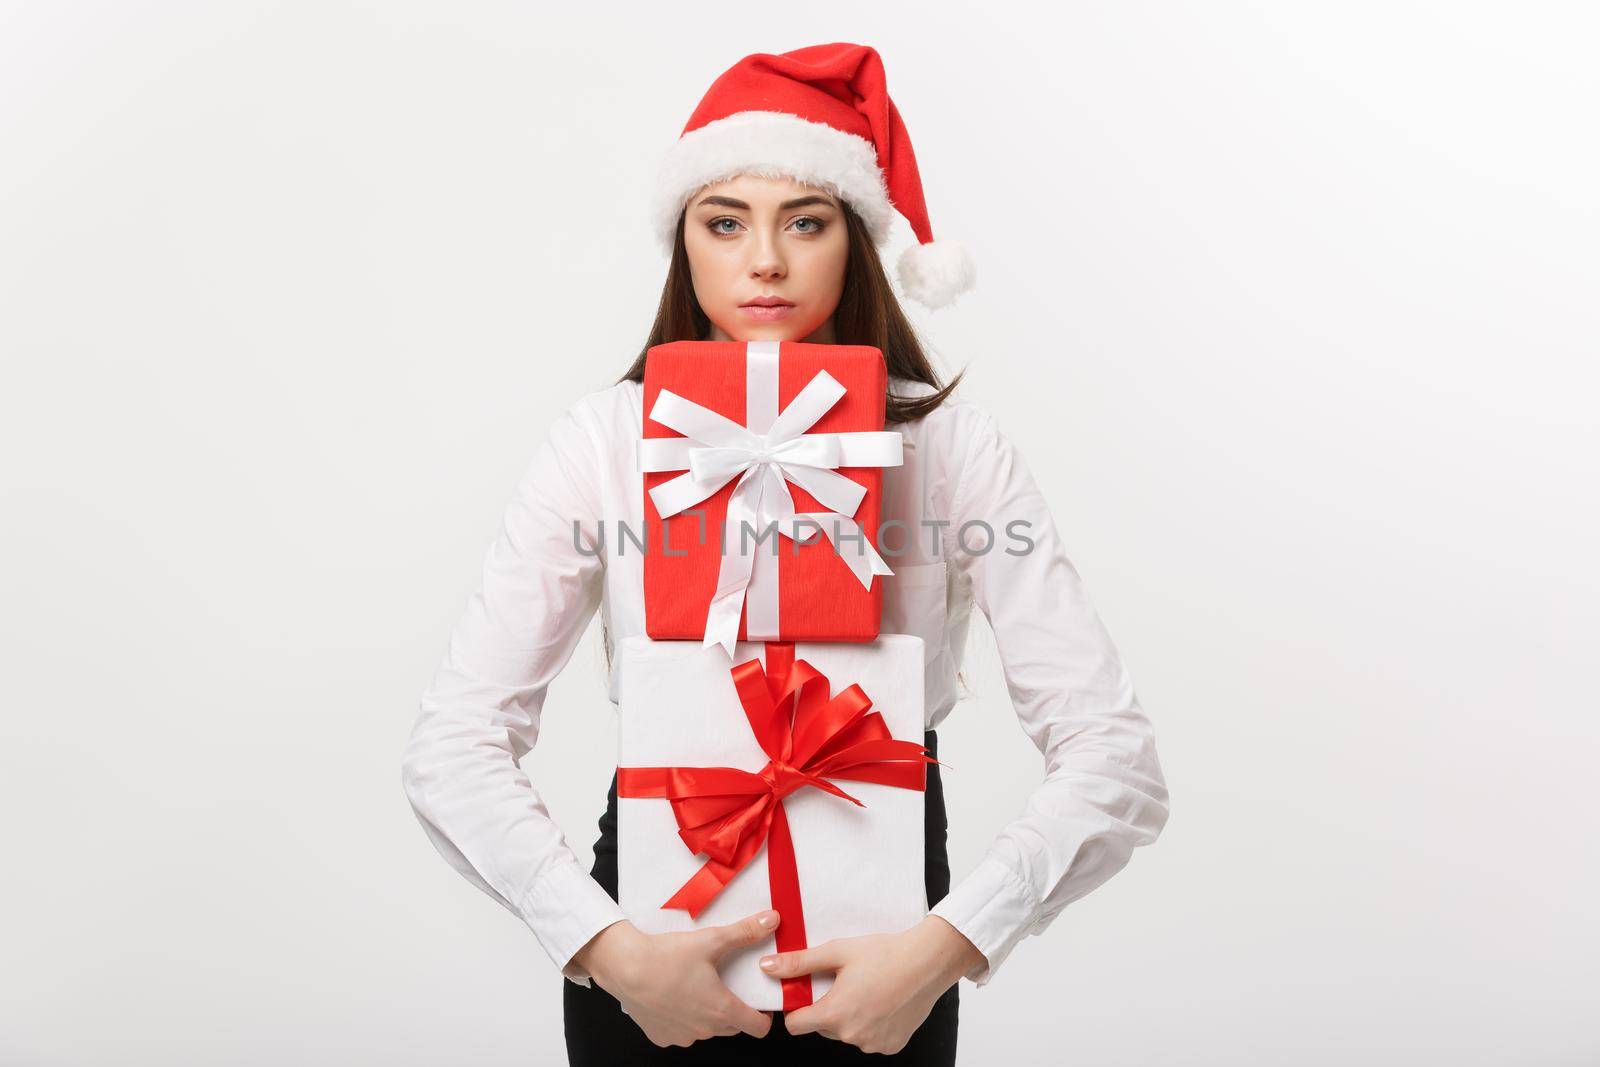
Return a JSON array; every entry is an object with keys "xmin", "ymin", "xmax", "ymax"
[{"xmin": 896, "ymin": 239, "xmax": 976, "ymax": 309}]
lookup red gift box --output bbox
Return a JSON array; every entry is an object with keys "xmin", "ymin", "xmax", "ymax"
[{"xmin": 639, "ymin": 339, "xmax": 903, "ymax": 654}]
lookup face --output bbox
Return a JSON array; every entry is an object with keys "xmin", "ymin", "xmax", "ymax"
[{"xmin": 681, "ymin": 173, "xmax": 850, "ymax": 344}]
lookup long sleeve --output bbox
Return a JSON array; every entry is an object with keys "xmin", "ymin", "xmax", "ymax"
[
  {"xmin": 926, "ymin": 405, "xmax": 1171, "ymax": 986},
  {"xmin": 400, "ymin": 397, "xmax": 627, "ymax": 987}
]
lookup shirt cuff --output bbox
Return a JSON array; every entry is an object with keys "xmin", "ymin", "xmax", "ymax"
[
  {"xmin": 518, "ymin": 858, "xmax": 629, "ymax": 988},
  {"xmin": 927, "ymin": 855, "xmax": 1042, "ymax": 987}
]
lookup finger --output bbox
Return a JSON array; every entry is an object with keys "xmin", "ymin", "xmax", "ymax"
[
  {"xmin": 759, "ymin": 938, "xmax": 845, "ymax": 979},
  {"xmin": 704, "ymin": 909, "xmax": 780, "ymax": 959},
  {"xmin": 728, "ymin": 998, "xmax": 772, "ymax": 1039},
  {"xmin": 781, "ymin": 998, "xmax": 834, "ymax": 1038}
]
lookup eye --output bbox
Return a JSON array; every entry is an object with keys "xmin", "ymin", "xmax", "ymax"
[
  {"xmin": 791, "ymin": 216, "xmax": 826, "ymax": 235},
  {"xmin": 707, "ymin": 216, "xmax": 743, "ymax": 236}
]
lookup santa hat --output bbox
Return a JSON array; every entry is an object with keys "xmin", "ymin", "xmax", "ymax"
[{"xmin": 650, "ymin": 42, "xmax": 976, "ymax": 310}]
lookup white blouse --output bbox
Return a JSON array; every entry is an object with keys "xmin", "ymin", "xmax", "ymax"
[{"xmin": 401, "ymin": 374, "xmax": 1170, "ymax": 990}]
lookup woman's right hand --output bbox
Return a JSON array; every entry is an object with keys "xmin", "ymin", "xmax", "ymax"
[{"xmin": 571, "ymin": 908, "xmax": 781, "ymax": 1048}]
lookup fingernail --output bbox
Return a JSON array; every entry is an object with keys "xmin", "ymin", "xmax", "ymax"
[
  {"xmin": 760, "ymin": 956, "xmax": 777, "ymax": 970},
  {"xmin": 758, "ymin": 911, "xmax": 778, "ymax": 929}
]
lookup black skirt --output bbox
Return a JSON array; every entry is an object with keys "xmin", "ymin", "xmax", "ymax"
[{"xmin": 563, "ymin": 729, "xmax": 959, "ymax": 1066}]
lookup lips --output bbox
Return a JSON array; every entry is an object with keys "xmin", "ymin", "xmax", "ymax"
[
  {"xmin": 740, "ymin": 303, "xmax": 796, "ymax": 320},
  {"xmin": 740, "ymin": 296, "xmax": 795, "ymax": 308}
]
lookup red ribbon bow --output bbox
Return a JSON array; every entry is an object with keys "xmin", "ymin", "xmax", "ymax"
[{"xmin": 616, "ymin": 641, "xmax": 938, "ymax": 1010}]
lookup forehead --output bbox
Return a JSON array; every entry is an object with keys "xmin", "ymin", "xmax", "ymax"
[{"xmin": 691, "ymin": 172, "xmax": 841, "ymax": 205}]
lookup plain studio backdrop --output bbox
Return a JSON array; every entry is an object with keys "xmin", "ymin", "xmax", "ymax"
[{"xmin": 3, "ymin": 2, "xmax": 1595, "ymax": 1064}]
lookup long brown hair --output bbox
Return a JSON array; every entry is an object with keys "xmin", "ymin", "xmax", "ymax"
[{"xmin": 616, "ymin": 197, "xmax": 963, "ymax": 424}]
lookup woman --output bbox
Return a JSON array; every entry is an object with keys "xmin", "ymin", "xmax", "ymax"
[{"xmin": 401, "ymin": 43, "xmax": 1170, "ymax": 1065}]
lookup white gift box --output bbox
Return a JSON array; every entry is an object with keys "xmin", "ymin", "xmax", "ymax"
[{"xmin": 616, "ymin": 634, "xmax": 929, "ymax": 1011}]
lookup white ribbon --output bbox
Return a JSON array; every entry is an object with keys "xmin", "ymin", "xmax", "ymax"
[{"xmin": 638, "ymin": 340, "xmax": 903, "ymax": 657}]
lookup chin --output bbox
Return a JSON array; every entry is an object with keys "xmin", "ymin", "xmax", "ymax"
[{"xmin": 711, "ymin": 323, "xmax": 799, "ymax": 344}]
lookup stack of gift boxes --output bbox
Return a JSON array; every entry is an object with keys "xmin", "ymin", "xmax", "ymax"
[{"xmin": 616, "ymin": 338, "xmax": 939, "ymax": 1012}]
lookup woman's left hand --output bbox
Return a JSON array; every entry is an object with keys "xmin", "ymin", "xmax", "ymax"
[{"xmin": 762, "ymin": 915, "xmax": 986, "ymax": 1054}]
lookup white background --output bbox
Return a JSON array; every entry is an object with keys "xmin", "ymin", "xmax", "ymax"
[{"xmin": 4, "ymin": 2, "xmax": 1596, "ymax": 1064}]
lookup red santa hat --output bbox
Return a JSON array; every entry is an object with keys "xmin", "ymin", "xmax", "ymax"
[{"xmin": 651, "ymin": 42, "xmax": 976, "ymax": 310}]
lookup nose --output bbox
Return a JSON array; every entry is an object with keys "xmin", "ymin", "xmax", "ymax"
[{"xmin": 749, "ymin": 229, "xmax": 786, "ymax": 282}]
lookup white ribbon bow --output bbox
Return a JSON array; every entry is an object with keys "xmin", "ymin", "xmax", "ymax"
[{"xmin": 638, "ymin": 365, "xmax": 903, "ymax": 657}]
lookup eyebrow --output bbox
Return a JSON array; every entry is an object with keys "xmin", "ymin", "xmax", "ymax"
[{"xmin": 694, "ymin": 194, "xmax": 839, "ymax": 211}]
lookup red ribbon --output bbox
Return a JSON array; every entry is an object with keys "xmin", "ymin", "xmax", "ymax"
[{"xmin": 616, "ymin": 641, "xmax": 938, "ymax": 1010}]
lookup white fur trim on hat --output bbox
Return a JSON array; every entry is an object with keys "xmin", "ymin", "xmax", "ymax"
[
  {"xmin": 651, "ymin": 110, "xmax": 896, "ymax": 252},
  {"xmin": 896, "ymin": 239, "xmax": 976, "ymax": 310}
]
